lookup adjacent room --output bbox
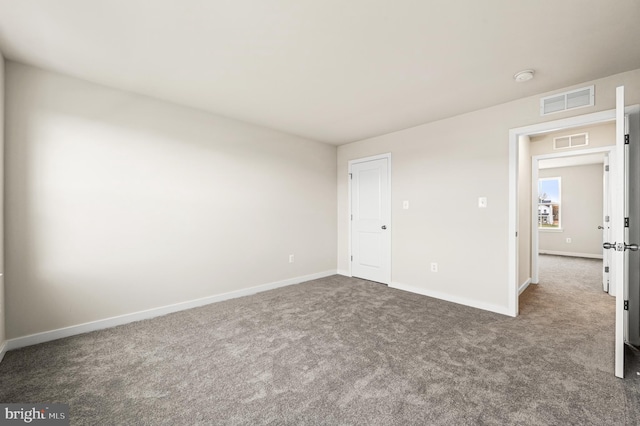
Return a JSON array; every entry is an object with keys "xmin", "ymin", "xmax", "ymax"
[{"xmin": 1, "ymin": 1, "xmax": 640, "ymax": 424}]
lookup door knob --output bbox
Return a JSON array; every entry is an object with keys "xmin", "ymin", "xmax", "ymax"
[
  {"xmin": 598, "ymin": 226, "xmax": 604, "ymax": 230},
  {"xmin": 381, "ymin": 225, "xmax": 387, "ymax": 230},
  {"xmin": 604, "ymin": 242, "xmax": 639, "ymax": 251}
]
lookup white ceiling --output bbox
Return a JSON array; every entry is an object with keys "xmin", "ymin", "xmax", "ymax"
[{"xmin": 0, "ymin": 1, "xmax": 639, "ymax": 145}]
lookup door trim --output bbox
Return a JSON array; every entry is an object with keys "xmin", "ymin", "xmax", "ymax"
[
  {"xmin": 348, "ymin": 153, "xmax": 392, "ymax": 283},
  {"xmin": 508, "ymin": 106, "xmax": 640, "ymax": 317}
]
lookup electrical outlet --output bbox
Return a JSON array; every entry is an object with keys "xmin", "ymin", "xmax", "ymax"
[
  {"xmin": 478, "ymin": 197, "xmax": 487, "ymax": 208},
  {"xmin": 289, "ymin": 254, "xmax": 295, "ymax": 263},
  {"xmin": 403, "ymin": 200, "xmax": 409, "ymax": 209},
  {"xmin": 566, "ymin": 238, "xmax": 572, "ymax": 244},
  {"xmin": 430, "ymin": 262, "xmax": 438, "ymax": 272}
]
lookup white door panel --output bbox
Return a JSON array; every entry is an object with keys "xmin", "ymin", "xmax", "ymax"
[
  {"xmin": 612, "ymin": 86, "xmax": 629, "ymax": 378},
  {"xmin": 603, "ymin": 155, "xmax": 612, "ymax": 294},
  {"xmin": 357, "ymin": 168, "xmax": 382, "ymax": 219},
  {"xmin": 350, "ymin": 156, "xmax": 391, "ymax": 284},
  {"xmin": 357, "ymin": 232, "xmax": 381, "ymax": 267}
]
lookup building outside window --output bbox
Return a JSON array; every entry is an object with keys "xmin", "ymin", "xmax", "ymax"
[{"xmin": 538, "ymin": 177, "xmax": 561, "ymax": 229}]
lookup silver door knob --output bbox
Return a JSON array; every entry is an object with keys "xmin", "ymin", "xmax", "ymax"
[
  {"xmin": 598, "ymin": 226, "xmax": 604, "ymax": 229},
  {"xmin": 603, "ymin": 242, "xmax": 616, "ymax": 250},
  {"xmin": 625, "ymin": 243, "xmax": 639, "ymax": 251},
  {"xmin": 381, "ymin": 225, "xmax": 387, "ymax": 230}
]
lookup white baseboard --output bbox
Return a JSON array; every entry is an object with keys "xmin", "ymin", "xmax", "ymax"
[
  {"xmin": 336, "ymin": 269, "xmax": 351, "ymax": 277},
  {"xmin": 4, "ymin": 270, "xmax": 337, "ymax": 352},
  {"xmin": 0, "ymin": 340, "xmax": 7, "ymax": 363},
  {"xmin": 390, "ymin": 281, "xmax": 512, "ymax": 317},
  {"xmin": 539, "ymin": 250, "xmax": 603, "ymax": 259},
  {"xmin": 519, "ymin": 278, "xmax": 532, "ymax": 295}
]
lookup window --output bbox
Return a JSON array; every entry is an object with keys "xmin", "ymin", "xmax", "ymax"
[{"xmin": 538, "ymin": 177, "xmax": 561, "ymax": 229}]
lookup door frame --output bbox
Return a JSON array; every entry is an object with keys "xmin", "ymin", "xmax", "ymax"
[
  {"xmin": 348, "ymin": 153, "xmax": 392, "ymax": 282},
  {"xmin": 530, "ymin": 145, "xmax": 615, "ymax": 285},
  {"xmin": 508, "ymin": 106, "xmax": 640, "ymax": 317}
]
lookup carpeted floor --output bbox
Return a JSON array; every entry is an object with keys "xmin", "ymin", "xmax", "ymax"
[{"xmin": 1, "ymin": 255, "xmax": 639, "ymax": 425}]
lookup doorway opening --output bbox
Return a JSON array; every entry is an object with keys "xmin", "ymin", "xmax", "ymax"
[
  {"xmin": 509, "ymin": 99, "xmax": 640, "ymax": 379},
  {"xmin": 529, "ymin": 122, "xmax": 615, "ymax": 293},
  {"xmin": 509, "ymin": 108, "xmax": 624, "ymax": 316}
]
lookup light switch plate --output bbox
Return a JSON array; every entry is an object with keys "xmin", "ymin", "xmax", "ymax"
[
  {"xmin": 403, "ymin": 200, "xmax": 409, "ymax": 209},
  {"xmin": 478, "ymin": 197, "xmax": 487, "ymax": 208}
]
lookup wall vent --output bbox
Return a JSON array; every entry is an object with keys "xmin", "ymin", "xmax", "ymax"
[
  {"xmin": 540, "ymin": 85, "xmax": 594, "ymax": 116},
  {"xmin": 553, "ymin": 132, "xmax": 589, "ymax": 150}
]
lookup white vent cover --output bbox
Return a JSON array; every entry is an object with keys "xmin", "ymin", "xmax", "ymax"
[
  {"xmin": 540, "ymin": 85, "xmax": 594, "ymax": 116},
  {"xmin": 553, "ymin": 132, "xmax": 589, "ymax": 150}
]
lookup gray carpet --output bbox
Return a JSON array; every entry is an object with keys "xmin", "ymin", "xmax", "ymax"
[{"xmin": 1, "ymin": 255, "xmax": 639, "ymax": 425}]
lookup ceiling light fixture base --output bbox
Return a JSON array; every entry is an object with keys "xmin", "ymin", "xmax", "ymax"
[{"xmin": 514, "ymin": 69, "xmax": 535, "ymax": 82}]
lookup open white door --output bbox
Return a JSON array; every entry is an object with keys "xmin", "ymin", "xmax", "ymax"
[
  {"xmin": 602, "ymin": 155, "xmax": 612, "ymax": 294},
  {"xmin": 350, "ymin": 155, "xmax": 391, "ymax": 285},
  {"xmin": 609, "ymin": 86, "xmax": 635, "ymax": 378}
]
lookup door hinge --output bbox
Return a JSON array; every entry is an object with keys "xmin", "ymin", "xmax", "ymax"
[
  {"xmin": 605, "ymin": 165, "xmax": 609, "ymax": 172},
  {"xmin": 350, "ymin": 214, "xmax": 353, "ymax": 221},
  {"xmin": 349, "ymin": 173, "xmax": 353, "ymax": 180},
  {"xmin": 624, "ymin": 300, "xmax": 629, "ymax": 311},
  {"xmin": 625, "ymin": 217, "xmax": 630, "ymax": 228},
  {"xmin": 515, "ymin": 231, "xmax": 518, "ymax": 237},
  {"xmin": 350, "ymin": 255, "xmax": 353, "ymax": 262},
  {"xmin": 625, "ymin": 134, "xmax": 630, "ymax": 145},
  {"xmin": 605, "ymin": 215, "xmax": 610, "ymax": 223},
  {"xmin": 605, "ymin": 266, "xmax": 609, "ymax": 273}
]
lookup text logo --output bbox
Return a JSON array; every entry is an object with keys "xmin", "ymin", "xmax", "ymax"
[{"xmin": 0, "ymin": 404, "xmax": 69, "ymax": 425}]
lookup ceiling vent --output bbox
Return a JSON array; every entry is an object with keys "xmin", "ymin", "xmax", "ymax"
[{"xmin": 540, "ymin": 85, "xmax": 594, "ymax": 116}]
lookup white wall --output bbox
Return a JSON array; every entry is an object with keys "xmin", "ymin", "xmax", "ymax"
[
  {"xmin": 337, "ymin": 68, "xmax": 640, "ymax": 314},
  {"xmin": 0, "ymin": 54, "xmax": 5, "ymax": 354},
  {"xmin": 530, "ymin": 122, "xmax": 615, "ymax": 157},
  {"xmin": 5, "ymin": 62, "xmax": 337, "ymax": 339},
  {"xmin": 539, "ymin": 164, "xmax": 604, "ymax": 256}
]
